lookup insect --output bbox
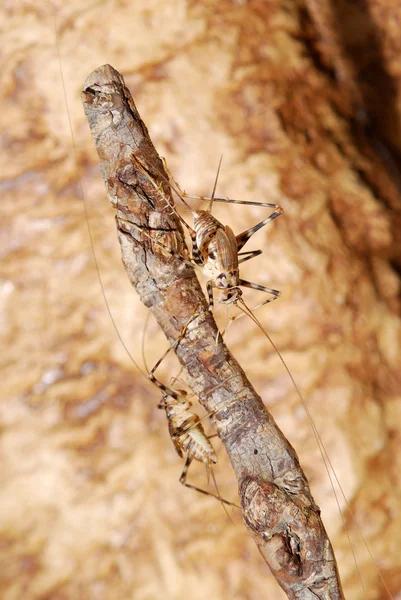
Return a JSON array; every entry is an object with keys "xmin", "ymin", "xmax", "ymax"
[
  {"xmin": 117, "ymin": 156, "xmax": 283, "ymax": 324},
  {"xmin": 143, "ymin": 312, "xmax": 238, "ymax": 508}
]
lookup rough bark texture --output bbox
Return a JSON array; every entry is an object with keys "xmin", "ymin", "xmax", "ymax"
[
  {"xmin": 82, "ymin": 64, "xmax": 344, "ymax": 599},
  {"xmin": 1, "ymin": 1, "xmax": 401, "ymax": 599}
]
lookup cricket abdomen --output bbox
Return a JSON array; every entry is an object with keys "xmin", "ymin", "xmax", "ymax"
[
  {"xmin": 168, "ymin": 409, "xmax": 217, "ymax": 465},
  {"xmin": 194, "ymin": 211, "xmax": 224, "ymax": 258}
]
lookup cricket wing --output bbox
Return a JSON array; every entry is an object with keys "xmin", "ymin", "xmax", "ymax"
[{"xmin": 215, "ymin": 226, "xmax": 239, "ymax": 271}]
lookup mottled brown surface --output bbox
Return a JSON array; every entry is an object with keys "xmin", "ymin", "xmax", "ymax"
[{"xmin": 1, "ymin": 1, "xmax": 401, "ymax": 599}]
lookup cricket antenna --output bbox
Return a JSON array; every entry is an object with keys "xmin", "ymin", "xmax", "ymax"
[
  {"xmin": 141, "ymin": 310, "xmax": 152, "ymax": 375},
  {"xmin": 131, "ymin": 155, "xmax": 197, "ymax": 227},
  {"xmin": 210, "ymin": 462, "xmax": 234, "ymax": 522},
  {"xmin": 209, "ymin": 155, "xmax": 223, "ymax": 213}
]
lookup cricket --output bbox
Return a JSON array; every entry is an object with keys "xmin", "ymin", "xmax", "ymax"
[
  {"xmin": 117, "ymin": 155, "xmax": 284, "ymax": 324},
  {"xmin": 144, "ymin": 313, "xmax": 239, "ymax": 509}
]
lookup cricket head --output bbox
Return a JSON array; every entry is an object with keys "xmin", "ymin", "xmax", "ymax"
[
  {"xmin": 164, "ymin": 391, "xmax": 191, "ymax": 419},
  {"xmin": 219, "ymin": 286, "xmax": 243, "ymax": 305},
  {"xmin": 216, "ymin": 270, "xmax": 242, "ymax": 305}
]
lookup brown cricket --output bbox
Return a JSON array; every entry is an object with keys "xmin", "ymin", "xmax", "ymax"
[
  {"xmin": 118, "ymin": 156, "xmax": 284, "ymax": 320},
  {"xmin": 142, "ymin": 312, "xmax": 238, "ymax": 507}
]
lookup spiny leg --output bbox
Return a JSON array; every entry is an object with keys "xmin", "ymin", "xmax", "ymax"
[
  {"xmin": 151, "ymin": 169, "xmax": 203, "ymax": 265},
  {"xmin": 157, "ymin": 162, "xmax": 205, "ymax": 265},
  {"xmin": 174, "ymin": 192, "xmax": 283, "ymax": 250},
  {"xmin": 182, "ymin": 195, "xmax": 283, "ymax": 210},
  {"xmin": 161, "ymin": 157, "xmax": 188, "ymax": 200},
  {"xmin": 117, "ymin": 217, "xmax": 202, "ymax": 272},
  {"xmin": 179, "ymin": 457, "xmax": 240, "ymax": 509},
  {"xmin": 132, "ymin": 155, "xmax": 195, "ymax": 234}
]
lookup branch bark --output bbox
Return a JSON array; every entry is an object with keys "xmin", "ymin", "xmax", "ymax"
[{"xmin": 82, "ymin": 64, "xmax": 345, "ymax": 600}]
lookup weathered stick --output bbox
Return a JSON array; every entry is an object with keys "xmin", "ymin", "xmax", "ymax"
[{"xmin": 82, "ymin": 64, "xmax": 345, "ymax": 600}]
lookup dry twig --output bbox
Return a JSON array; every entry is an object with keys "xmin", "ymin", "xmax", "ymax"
[{"xmin": 82, "ymin": 64, "xmax": 345, "ymax": 600}]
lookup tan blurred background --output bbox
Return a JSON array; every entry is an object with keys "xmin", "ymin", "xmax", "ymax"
[{"xmin": 1, "ymin": 1, "xmax": 401, "ymax": 599}]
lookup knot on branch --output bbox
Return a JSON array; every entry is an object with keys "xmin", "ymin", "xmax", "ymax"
[{"xmin": 240, "ymin": 476, "xmax": 327, "ymax": 586}]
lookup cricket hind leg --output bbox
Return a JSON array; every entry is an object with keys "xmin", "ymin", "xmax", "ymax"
[
  {"xmin": 117, "ymin": 217, "xmax": 203, "ymax": 272},
  {"xmin": 184, "ymin": 195, "xmax": 282, "ymax": 210},
  {"xmin": 179, "ymin": 457, "xmax": 240, "ymax": 509},
  {"xmin": 158, "ymin": 160, "xmax": 205, "ymax": 266},
  {"xmin": 132, "ymin": 155, "xmax": 195, "ymax": 234}
]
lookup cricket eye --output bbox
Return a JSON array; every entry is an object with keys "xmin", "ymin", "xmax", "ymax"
[{"xmin": 217, "ymin": 274, "xmax": 227, "ymax": 287}]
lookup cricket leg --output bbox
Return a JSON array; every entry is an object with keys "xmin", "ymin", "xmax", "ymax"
[
  {"xmin": 179, "ymin": 457, "xmax": 240, "ymax": 509},
  {"xmin": 178, "ymin": 194, "xmax": 283, "ymax": 250},
  {"xmin": 235, "ymin": 207, "xmax": 284, "ymax": 251},
  {"xmin": 223, "ymin": 279, "xmax": 280, "ymax": 327},
  {"xmin": 161, "ymin": 157, "xmax": 187, "ymax": 199},
  {"xmin": 183, "ymin": 195, "xmax": 283, "ymax": 210},
  {"xmin": 117, "ymin": 217, "xmax": 203, "ymax": 272},
  {"xmin": 206, "ymin": 280, "xmax": 215, "ymax": 312},
  {"xmin": 239, "ymin": 279, "xmax": 281, "ymax": 301},
  {"xmin": 189, "ymin": 230, "xmax": 205, "ymax": 266},
  {"xmin": 148, "ymin": 311, "xmax": 202, "ymax": 399},
  {"xmin": 237, "ymin": 249, "xmax": 263, "ymax": 264},
  {"xmin": 132, "ymin": 155, "xmax": 195, "ymax": 234}
]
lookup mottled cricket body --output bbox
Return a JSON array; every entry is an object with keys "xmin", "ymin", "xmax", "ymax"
[
  {"xmin": 162, "ymin": 392, "xmax": 217, "ymax": 466},
  {"xmin": 147, "ymin": 321, "xmax": 238, "ymax": 507},
  {"xmin": 191, "ymin": 210, "xmax": 242, "ymax": 306},
  {"xmin": 119, "ymin": 156, "xmax": 284, "ymax": 315},
  {"xmin": 193, "ymin": 211, "xmax": 224, "ymax": 259}
]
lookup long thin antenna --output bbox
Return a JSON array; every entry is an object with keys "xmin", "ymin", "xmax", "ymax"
[
  {"xmin": 209, "ymin": 155, "xmax": 223, "ymax": 213},
  {"xmin": 210, "ymin": 463, "xmax": 233, "ymax": 522}
]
